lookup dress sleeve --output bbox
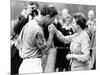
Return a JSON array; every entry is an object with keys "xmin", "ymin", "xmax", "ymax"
[
  {"xmin": 56, "ymin": 30, "xmax": 72, "ymax": 44},
  {"xmin": 76, "ymin": 34, "xmax": 90, "ymax": 62}
]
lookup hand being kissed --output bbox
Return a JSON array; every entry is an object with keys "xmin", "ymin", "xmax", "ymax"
[{"xmin": 48, "ymin": 24, "xmax": 57, "ymax": 34}]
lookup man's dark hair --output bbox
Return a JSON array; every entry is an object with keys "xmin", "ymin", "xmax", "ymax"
[
  {"xmin": 41, "ymin": 5, "xmax": 58, "ymax": 18},
  {"xmin": 31, "ymin": 9, "xmax": 39, "ymax": 18},
  {"xmin": 28, "ymin": 1, "xmax": 39, "ymax": 8},
  {"xmin": 73, "ymin": 13, "xmax": 87, "ymax": 30}
]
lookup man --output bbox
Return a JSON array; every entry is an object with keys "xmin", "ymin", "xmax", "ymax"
[
  {"xmin": 11, "ymin": 1, "xmax": 40, "ymax": 74},
  {"xmin": 15, "ymin": 5, "xmax": 58, "ymax": 74},
  {"xmin": 87, "ymin": 10, "xmax": 96, "ymax": 36},
  {"xmin": 87, "ymin": 10, "xmax": 96, "ymax": 70}
]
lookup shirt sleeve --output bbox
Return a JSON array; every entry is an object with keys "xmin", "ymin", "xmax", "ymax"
[
  {"xmin": 76, "ymin": 34, "xmax": 90, "ymax": 62},
  {"xmin": 35, "ymin": 32, "xmax": 49, "ymax": 54}
]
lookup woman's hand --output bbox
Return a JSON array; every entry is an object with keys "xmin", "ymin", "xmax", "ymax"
[
  {"xmin": 66, "ymin": 54, "xmax": 74, "ymax": 60},
  {"xmin": 48, "ymin": 24, "xmax": 57, "ymax": 35}
]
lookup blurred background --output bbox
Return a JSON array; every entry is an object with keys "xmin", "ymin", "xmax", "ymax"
[{"xmin": 11, "ymin": 0, "xmax": 96, "ymax": 33}]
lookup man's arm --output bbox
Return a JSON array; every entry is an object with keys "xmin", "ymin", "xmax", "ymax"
[{"xmin": 35, "ymin": 27, "xmax": 54, "ymax": 54}]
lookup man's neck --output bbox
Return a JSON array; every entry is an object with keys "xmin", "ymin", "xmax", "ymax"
[
  {"xmin": 34, "ymin": 15, "xmax": 44, "ymax": 26},
  {"xmin": 89, "ymin": 18, "xmax": 95, "ymax": 21},
  {"xmin": 75, "ymin": 27, "xmax": 83, "ymax": 33}
]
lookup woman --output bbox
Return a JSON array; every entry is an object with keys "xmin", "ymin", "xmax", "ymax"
[
  {"xmin": 53, "ymin": 11, "xmax": 73, "ymax": 71},
  {"xmin": 54, "ymin": 12, "xmax": 91, "ymax": 71}
]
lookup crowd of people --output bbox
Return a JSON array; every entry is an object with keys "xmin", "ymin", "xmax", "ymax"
[{"xmin": 11, "ymin": 1, "xmax": 96, "ymax": 74}]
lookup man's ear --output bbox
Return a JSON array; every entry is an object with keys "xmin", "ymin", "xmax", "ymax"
[
  {"xmin": 44, "ymin": 15, "xmax": 50, "ymax": 21},
  {"xmin": 46, "ymin": 15, "xmax": 50, "ymax": 18}
]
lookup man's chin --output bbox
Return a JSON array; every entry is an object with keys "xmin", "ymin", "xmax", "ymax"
[{"xmin": 44, "ymin": 22, "xmax": 51, "ymax": 27}]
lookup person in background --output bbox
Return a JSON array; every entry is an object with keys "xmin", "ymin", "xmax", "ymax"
[
  {"xmin": 87, "ymin": 10, "xmax": 96, "ymax": 31},
  {"xmin": 86, "ymin": 10, "xmax": 96, "ymax": 38},
  {"xmin": 14, "ymin": 1, "xmax": 40, "ymax": 35},
  {"xmin": 53, "ymin": 9, "xmax": 73, "ymax": 72},
  {"xmin": 87, "ymin": 10, "xmax": 96, "ymax": 70},
  {"xmin": 53, "ymin": 12, "xmax": 91, "ymax": 71},
  {"xmin": 15, "ymin": 5, "xmax": 58, "ymax": 74},
  {"xmin": 11, "ymin": 1, "xmax": 40, "ymax": 74}
]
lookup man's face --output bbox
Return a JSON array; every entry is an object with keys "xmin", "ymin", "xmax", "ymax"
[
  {"xmin": 88, "ymin": 11, "xmax": 95, "ymax": 20},
  {"xmin": 44, "ymin": 16, "xmax": 55, "ymax": 26},
  {"xmin": 27, "ymin": 5, "xmax": 37, "ymax": 14}
]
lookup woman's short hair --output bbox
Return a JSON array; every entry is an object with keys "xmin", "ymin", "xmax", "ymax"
[
  {"xmin": 41, "ymin": 5, "xmax": 58, "ymax": 18},
  {"xmin": 73, "ymin": 12, "xmax": 87, "ymax": 30}
]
